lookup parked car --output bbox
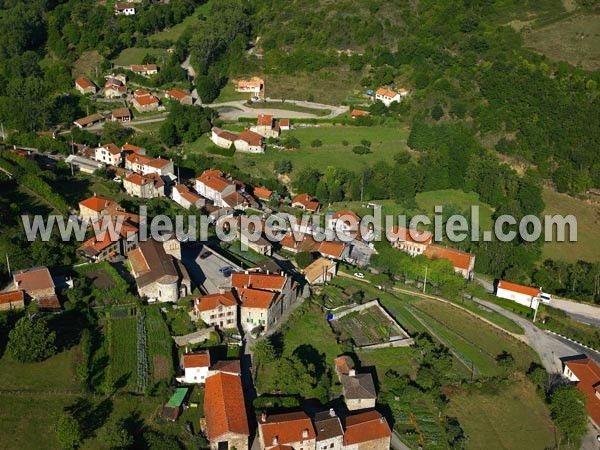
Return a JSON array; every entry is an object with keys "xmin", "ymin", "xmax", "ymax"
[
  {"xmin": 354, "ymin": 272, "xmax": 365, "ymax": 279},
  {"xmin": 113, "ymin": 176, "xmax": 122, "ymax": 183},
  {"xmin": 200, "ymin": 251, "xmax": 211, "ymax": 259}
]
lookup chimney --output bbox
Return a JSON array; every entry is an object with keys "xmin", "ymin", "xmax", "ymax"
[
  {"xmin": 329, "ymin": 408, "xmax": 335, "ymax": 417},
  {"xmin": 261, "ymin": 413, "xmax": 267, "ymax": 423},
  {"xmin": 380, "ymin": 417, "xmax": 385, "ymax": 424},
  {"xmin": 272, "ymin": 436, "xmax": 278, "ymax": 445},
  {"xmin": 349, "ymin": 369, "xmax": 356, "ymax": 377},
  {"xmin": 302, "ymin": 429, "xmax": 309, "ymax": 439}
]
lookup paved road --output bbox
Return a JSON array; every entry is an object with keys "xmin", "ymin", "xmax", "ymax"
[{"xmin": 203, "ymin": 98, "xmax": 348, "ymax": 120}]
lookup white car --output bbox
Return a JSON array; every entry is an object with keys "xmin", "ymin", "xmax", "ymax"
[
  {"xmin": 113, "ymin": 176, "xmax": 122, "ymax": 183},
  {"xmin": 354, "ymin": 272, "xmax": 365, "ymax": 279}
]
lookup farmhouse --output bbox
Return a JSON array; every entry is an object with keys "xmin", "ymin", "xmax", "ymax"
[
  {"xmin": 235, "ymin": 130, "xmax": 265, "ymax": 153},
  {"xmin": 77, "ymin": 233, "xmax": 121, "ymax": 262},
  {"xmin": 314, "ymin": 410, "xmax": 344, "ymax": 450},
  {"xmin": 122, "ymin": 143, "xmax": 145, "ymax": 156},
  {"xmin": 125, "ymin": 153, "xmax": 174, "ymax": 176},
  {"xmin": 74, "ymin": 114, "xmax": 104, "ymax": 129},
  {"xmin": 318, "ymin": 241, "xmax": 346, "ymax": 261},
  {"xmin": 251, "ymin": 114, "xmax": 280, "ymax": 138},
  {"xmin": 78, "ymin": 194, "xmax": 120, "ymax": 221},
  {"xmin": 132, "ymin": 93, "xmax": 159, "ymax": 112},
  {"xmin": 12, "ymin": 266, "xmax": 58, "ymax": 311},
  {"xmin": 123, "ymin": 172, "xmax": 165, "ymax": 199},
  {"xmin": 114, "ymin": 2, "xmax": 135, "ymax": 15},
  {"xmin": 0, "ymin": 290, "xmax": 25, "ymax": 312},
  {"xmin": 495, "ymin": 280, "xmax": 542, "ymax": 308},
  {"xmin": 204, "ymin": 372, "xmax": 250, "ymax": 450},
  {"xmin": 75, "ymin": 77, "xmax": 96, "ymax": 95},
  {"xmin": 343, "ymin": 411, "xmax": 392, "ymax": 450},
  {"xmin": 191, "ymin": 291, "xmax": 238, "ymax": 329},
  {"xmin": 258, "ymin": 411, "xmax": 316, "ymax": 450},
  {"xmin": 328, "ymin": 210, "xmax": 361, "ymax": 235},
  {"xmin": 211, "ymin": 127, "xmax": 238, "ymax": 149},
  {"xmin": 128, "ymin": 238, "xmax": 191, "ymax": 302},
  {"xmin": 236, "ymin": 79, "xmax": 263, "ymax": 94},
  {"xmin": 292, "ymin": 193, "xmax": 320, "ymax": 212},
  {"xmin": 165, "ymin": 89, "xmax": 193, "ymax": 105},
  {"xmin": 172, "ymin": 184, "xmax": 204, "ymax": 210},
  {"xmin": 254, "ymin": 187, "xmax": 273, "ymax": 203},
  {"xmin": 563, "ymin": 356, "xmax": 600, "ymax": 427},
  {"xmin": 338, "ymin": 370, "xmax": 377, "ymax": 411},
  {"xmin": 111, "ymin": 107, "xmax": 131, "ymax": 122},
  {"xmin": 103, "ymin": 82, "xmax": 127, "ymax": 99},
  {"xmin": 130, "ymin": 64, "xmax": 158, "ymax": 76},
  {"xmin": 195, "ymin": 169, "xmax": 237, "ymax": 207},
  {"xmin": 374, "ymin": 88, "xmax": 400, "ymax": 106},
  {"xmin": 279, "ymin": 119, "xmax": 291, "ymax": 131},
  {"xmin": 181, "ymin": 351, "xmax": 211, "ymax": 384},
  {"xmin": 424, "ymin": 245, "xmax": 475, "ymax": 280},
  {"xmin": 94, "ymin": 143, "xmax": 122, "ymax": 166},
  {"xmin": 389, "ymin": 226, "xmax": 432, "ymax": 256},
  {"xmin": 303, "ymin": 257, "xmax": 337, "ymax": 285},
  {"xmin": 351, "ymin": 109, "xmax": 370, "ymax": 118}
]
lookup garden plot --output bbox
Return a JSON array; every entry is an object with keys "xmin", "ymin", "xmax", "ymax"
[{"xmin": 330, "ymin": 300, "xmax": 410, "ymax": 347}]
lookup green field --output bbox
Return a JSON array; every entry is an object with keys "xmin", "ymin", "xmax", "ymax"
[
  {"xmin": 213, "ymin": 82, "xmax": 253, "ymax": 103},
  {"xmin": 447, "ymin": 381, "xmax": 557, "ymax": 450},
  {"xmin": 146, "ymin": 306, "xmax": 175, "ymax": 383},
  {"xmin": 246, "ymin": 101, "xmax": 331, "ymax": 117},
  {"xmin": 148, "ymin": 3, "xmax": 209, "ymax": 43},
  {"xmin": 107, "ymin": 316, "xmax": 138, "ymax": 391},
  {"xmin": 542, "ymin": 188, "xmax": 600, "ymax": 263},
  {"xmin": 111, "ymin": 47, "xmax": 169, "ymax": 67}
]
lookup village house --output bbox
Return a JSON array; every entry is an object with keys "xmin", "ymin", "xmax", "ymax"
[
  {"xmin": 351, "ymin": 109, "xmax": 370, "ymax": 119},
  {"xmin": 211, "ymin": 127, "xmax": 238, "ymax": 149},
  {"xmin": 13, "ymin": 266, "xmax": 60, "ymax": 312},
  {"xmin": 258, "ymin": 411, "xmax": 317, "ymax": 450},
  {"xmin": 279, "ymin": 119, "xmax": 291, "ymax": 131},
  {"xmin": 111, "ymin": 107, "xmax": 131, "ymax": 122},
  {"xmin": 375, "ymin": 88, "xmax": 400, "ymax": 107},
  {"xmin": 236, "ymin": 130, "xmax": 265, "ymax": 153},
  {"xmin": 0, "ymin": 290, "xmax": 25, "ymax": 312},
  {"xmin": 130, "ymin": 64, "xmax": 158, "ymax": 76},
  {"xmin": 78, "ymin": 194, "xmax": 120, "ymax": 222},
  {"xmin": 94, "ymin": 143, "xmax": 122, "ymax": 166},
  {"xmin": 328, "ymin": 210, "xmax": 361, "ymax": 235},
  {"xmin": 204, "ymin": 372, "xmax": 250, "ymax": 450},
  {"xmin": 208, "ymin": 360, "xmax": 241, "ymax": 377},
  {"xmin": 122, "ymin": 142, "xmax": 145, "ymax": 156},
  {"xmin": 343, "ymin": 411, "xmax": 392, "ymax": 450},
  {"xmin": 563, "ymin": 356, "xmax": 600, "ymax": 428},
  {"xmin": 424, "ymin": 245, "xmax": 476, "ymax": 280},
  {"xmin": 389, "ymin": 226, "xmax": 432, "ymax": 257},
  {"xmin": 495, "ymin": 280, "xmax": 544, "ymax": 309},
  {"xmin": 165, "ymin": 89, "xmax": 193, "ymax": 105},
  {"xmin": 128, "ymin": 238, "xmax": 191, "ymax": 302},
  {"xmin": 103, "ymin": 77, "xmax": 127, "ymax": 98},
  {"xmin": 78, "ymin": 233, "xmax": 121, "ymax": 262},
  {"xmin": 181, "ymin": 351, "xmax": 211, "ymax": 384},
  {"xmin": 318, "ymin": 241, "xmax": 346, "ymax": 261},
  {"xmin": 125, "ymin": 153, "xmax": 174, "ymax": 176},
  {"xmin": 74, "ymin": 114, "xmax": 104, "ymax": 129},
  {"xmin": 292, "ymin": 193, "xmax": 320, "ymax": 212},
  {"xmin": 314, "ymin": 410, "xmax": 344, "ymax": 450},
  {"xmin": 251, "ymin": 114, "xmax": 280, "ymax": 138},
  {"xmin": 115, "ymin": 2, "xmax": 136, "ymax": 15},
  {"xmin": 75, "ymin": 77, "xmax": 97, "ymax": 95},
  {"xmin": 65, "ymin": 155, "xmax": 103, "ymax": 174},
  {"xmin": 172, "ymin": 184, "xmax": 204, "ymax": 210},
  {"xmin": 123, "ymin": 172, "xmax": 165, "ymax": 199},
  {"xmin": 303, "ymin": 257, "xmax": 337, "ymax": 285},
  {"xmin": 334, "ymin": 356, "xmax": 377, "ymax": 411},
  {"xmin": 254, "ymin": 187, "xmax": 273, "ymax": 203},
  {"xmin": 236, "ymin": 79, "xmax": 263, "ymax": 95},
  {"xmin": 191, "ymin": 291, "xmax": 238, "ymax": 329},
  {"xmin": 195, "ymin": 169, "xmax": 237, "ymax": 207},
  {"xmin": 241, "ymin": 231, "xmax": 273, "ymax": 256},
  {"xmin": 132, "ymin": 93, "xmax": 159, "ymax": 112}
]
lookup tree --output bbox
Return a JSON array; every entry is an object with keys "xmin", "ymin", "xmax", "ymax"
[
  {"xmin": 7, "ymin": 316, "xmax": 56, "ymax": 362},
  {"xmin": 253, "ymin": 338, "xmax": 277, "ymax": 364},
  {"xmin": 101, "ymin": 121, "xmax": 131, "ymax": 146},
  {"xmin": 160, "ymin": 121, "xmax": 179, "ymax": 147},
  {"xmin": 101, "ymin": 419, "xmax": 133, "ymax": 450},
  {"xmin": 549, "ymin": 385, "xmax": 588, "ymax": 443},
  {"xmin": 282, "ymin": 136, "xmax": 300, "ymax": 149},
  {"xmin": 55, "ymin": 412, "xmax": 81, "ymax": 450},
  {"xmin": 295, "ymin": 251, "xmax": 314, "ymax": 269},
  {"xmin": 274, "ymin": 160, "xmax": 292, "ymax": 174},
  {"xmin": 495, "ymin": 351, "xmax": 515, "ymax": 372},
  {"xmin": 431, "ymin": 105, "xmax": 444, "ymax": 121},
  {"xmin": 311, "ymin": 139, "xmax": 322, "ymax": 148}
]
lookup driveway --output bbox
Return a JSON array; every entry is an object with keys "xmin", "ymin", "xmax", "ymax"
[
  {"xmin": 181, "ymin": 245, "xmax": 242, "ymax": 294},
  {"xmin": 203, "ymin": 98, "xmax": 348, "ymax": 120}
]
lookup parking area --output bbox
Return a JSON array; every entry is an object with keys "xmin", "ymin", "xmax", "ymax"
[{"xmin": 182, "ymin": 245, "xmax": 243, "ymax": 294}]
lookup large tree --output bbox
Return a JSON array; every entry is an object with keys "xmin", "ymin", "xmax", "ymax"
[
  {"xmin": 7, "ymin": 316, "xmax": 56, "ymax": 362},
  {"xmin": 549, "ymin": 385, "xmax": 588, "ymax": 444}
]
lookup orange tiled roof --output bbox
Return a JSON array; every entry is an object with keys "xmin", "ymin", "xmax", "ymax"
[
  {"xmin": 318, "ymin": 241, "xmax": 345, "ymax": 259},
  {"xmin": 112, "ymin": 107, "xmax": 130, "ymax": 118},
  {"xmin": 375, "ymin": 87, "xmax": 398, "ymax": 98},
  {"xmin": 75, "ymin": 77, "xmax": 94, "ymax": 89},
  {"xmin": 166, "ymin": 89, "xmax": 189, "ymax": 100},
  {"xmin": 231, "ymin": 273, "xmax": 286, "ymax": 291},
  {"xmin": 122, "ymin": 143, "xmax": 143, "ymax": 153},
  {"xmin": 197, "ymin": 169, "xmax": 234, "ymax": 193},
  {"xmin": 0, "ymin": 290, "xmax": 24, "ymax": 305},
  {"xmin": 279, "ymin": 119, "xmax": 290, "ymax": 127},
  {"xmin": 212, "ymin": 127, "xmax": 238, "ymax": 142},
  {"xmin": 98, "ymin": 143, "xmax": 121, "ymax": 155},
  {"xmin": 126, "ymin": 153, "xmax": 171, "ymax": 169},
  {"xmin": 124, "ymin": 172, "xmax": 165, "ymax": 188},
  {"xmin": 351, "ymin": 109, "xmax": 370, "ymax": 117},
  {"xmin": 260, "ymin": 412, "xmax": 316, "ymax": 446},
  {"xmin": 565, "ymin": 358, "xmax": 600, "ymax": 427},
  {"xmin": 344, "ymin": 410, "xmax": 391, "ymax": 445},
  {"xmin": 238, "ymin": 130, "xmax": 264, "ymax": 147},
  {"xmin": 424, "ymin": 245, "xmax": 474, "ymax": 272},
  {"xmin": 175, "ymin": 184, "xmax": 202, "ymax": 204},
  {"xmin": 332, "ymin": 209, "xmax": 361, "ymax": 223},
  {"xmin": 204, "ymin": 372, "xmax": 249, "ymax": 439},
  {"xmin": 292, "ymin": 194, "xmax": 319, "ymax": 211},
  {"xmin": 183, "ymin": 351, "xmax": 210, "ymax": 368},
  {"xmin": 335, "ymin": 355, "xmax": 354, "ymax": 375},
  {"xmin": 195, "ymin": 291, "xmax": 237, "ymax": 312},
  {"xmin": 390, "ymin": 226, "xmax": 432, "ymax": 245},
  {"xmin": 254, "ymin": 187, "xmax": 273, "ymax": 200},
  {"xmin": 131, "ymin": 64, "xmax": 157, "ymax": 73},
  {"xmin": 237, "ymin": 287, "xmax": 277, "ymax": 309},
  {"xmin": 256, "ymin": 114, "xmax": 273, "ymax": 126},
  {"xmin": 79, "ymin": 195, "xmax": 118, "ymax": 213},
  {"xmin": 497, "ymin": 280, "xmax": 541, "ymax": 298},
  {"xmin": 135, "ymin": 95, "xmax": 158, "ymax": 106},
  {"xmin": 38, "ymin": 294, "xmax": 61, "ymax": 311},
  {"xmin": 237, "ymin": 80, "xmax": 262, "ymax": 89}
]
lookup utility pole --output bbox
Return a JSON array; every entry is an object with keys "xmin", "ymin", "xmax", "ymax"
[
  {"xmin": 6, "ymin": 252, "xmax": 11, "ymax": 277},
  {"xmin": 423, "ymin": 265, "xmax": 428, "ymax": 294}
]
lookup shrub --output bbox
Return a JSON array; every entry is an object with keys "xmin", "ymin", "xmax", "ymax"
[
  {"xmin": 311, "ymin": 139, "xmax": 322, "ymax": 148},
  {"xmin": 352, "ymin": 145, "xmax": 371, "ymax": 155}
]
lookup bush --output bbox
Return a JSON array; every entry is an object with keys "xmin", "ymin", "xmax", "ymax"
[
  {"xmin": 208, "ymin": 146, "xmax": 236, "ymax": 157},
  {"xmin": 311, "ymin": 139, "xmax": 322, "ymax": 148},
  {"xmin": 352, "ymin": 145, "xmax": 371, "ymax": 155}
]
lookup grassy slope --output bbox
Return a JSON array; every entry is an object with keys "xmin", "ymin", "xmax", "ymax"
[
  {"xmin": 542, "ymin": 188, "xmax": 600, "ymax": 263},
  {"xmin": 148, "ymin": 3, "xmax": 209, "ymax": 43},
  {"xmin": 111, "ymin": 48, "xmax": 169, "ymax": 66}
]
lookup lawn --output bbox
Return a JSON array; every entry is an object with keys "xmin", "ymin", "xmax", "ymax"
[
  {"xmin": 111, "ymin": 47, "xmax": 169, "ymax": 67},
  {"xmin": 72, "ymin": 50, "xmax": 104, "ymax": 79},
  {"xmin": 542, "ymin": 188, "xmax": 600, "ymax": 263},
  {"xmin": 220, "ymin": 124, "xmax": 410, "ymax": 179},
  {"xmin": 245, "ymin": 101, "xmax": 331, "ymax": 117},
  {"xmin": 148, "ymin": 3, "xmax": 209, "ymax": 43},
  {"xmin": 524, "ymin": 14, "xmax": 600, "ymax": 71},
  {"xmin": 411, "ymin": 299, "xmax": 538, "ymax": 377},
  {"xmin": 107, "ymin": 316, "xmax": 138, "ymax": 392},
  {"xmin": 145, "ymin": 306, "xmax": 175, "ymax": 383},
  {"xmin": 447, "ymin": 381, "xmax": 557, "ymax": 450},
  {"xmin": 213, "ymin": 82, "xmax": 252, "ymax": 103}
]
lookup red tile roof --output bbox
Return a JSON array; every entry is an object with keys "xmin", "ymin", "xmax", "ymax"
[
  {"xmin": 131, "ymin": 64, "xmax": 157, "ymax": 73},
  {"xmin": 238, "ymin": 130, "xmax": 264, "ymax": 147},
  {"xmin": 112, "ymin": 107, "xmax": 130, "ymax": 119},
  {"xmin": 204, "ymin": 372, "xmax": 249, "ymax": 440},
  {"xmin": 210, "ymin": 360, "xmax": 241, "ymax": 375},
  {"xmin": 565, "ymin": 358, "xmax": 600, "ymax": 426},
  {"xmin": 126, "ymin": 153, "xmax": 171, "ymax": 169},
  {"xmin": 390, "ymin": 226, "xmax": 432, "ymax": 245},
  {"xmin": 183, "ymin": 351, "xmax": 211, "ymax": 368},
  {"xmin": 75, "ymin": 77, "xmax": 95, "ymax": 89},
  {"xmin": 260, "ymin": 412, "xmax": 316, "ymax": 446},
  {"xmin": 166, "ymin": 89, "xmax": 190, "ymax": 100},
  {"xmin": 237, "ymin": 80, "xmax": 262, "ymax": 89},
  {"xmin": 424, "ymin": 245, "xmax": 474, "ymax": 272},
  {"xmin": 318, "ymin": 241, "xmax": 345, "ymax": 259},
  {"xmin": 0, "ymin": 290, "xmax": 24, "ymax": 306},
  {"xmin": 122, "ymin": 143, "xmax": 143, "ymax": 153},
  {"xmin": 254, "ymin": 187, "xmax": 273, "ymax": 200},
  {"xmin": 195, "ymin": 291, "xmax": 238, "ymax": 312},
  {"xmin": 197, "ymin": 169, "xmax": 234, "ymax": 193},
  {"xmin": 256, "ymin": 114, "xmax": 274, "ymax": 127},
  {"xmin": 497, "ymin": 280, "xmax": 541, "ymax": 298},
  {"xmin": 135, "ymin": 95, "xmax": 159, "ymax": 106},
  {"xmin": 212, "ymin": 127, "xmax": 238, "ymax": 142},
  {"xmin": 375, "ymin": 87, "xmax": 398, "ymax": 98},
  {"xmin": 13, "ymin": 267, "xmax": 54, "ymax": 293},
  {"xmin": 335, "ymin": 355, "xmax": 355, "ymax": 375},
  {"xmin": 124, "ymin": 172, "xmax": 165, "ymax": 188},
  {"xmin": 237, "ymin": 287, "xmax": 277, "ymax": 309},
  {"xmin": 38, "ymin": 294, "xmax": 61, "ymax": 311},
  {"xmin": 231, "ymin": 273, "xmax": 287, "ymax": 291},
  {"xmin": 175, "ymin": 184, "xmax": 202, "ymax": 204},
  {"xmin": 79, "ymin": 195, "xmax": 118, "ymax": 213},
  {"xmin": 279, "ymin": 119, "xmax": 290, "ymax": 127},
  {"xmin": 292, "ymin": 194, "xmax": 319, "ymax": 211},
  {"xmin": 351, "ymin": 109, "xmax": 370, "ymax": 117},
  {"xmin": 344, "ymin": 410, "xmax": 391, "ymax": 445}
]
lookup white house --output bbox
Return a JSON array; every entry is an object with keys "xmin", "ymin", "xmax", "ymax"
[
  {"xmin": 125, "ymin": 153, "xmax": 174, "ymax": 176},
  {"xmin": 235, "ymin": 130, "xmax": 265, "ymax": 153},
  {"xmin": 181, "ymin": 351, "xmax": 211, "ymax": 384},
  {"xmin": 195, "ymin": 169, "xmax": 237, "ymax": 207},
  {"xmin": 94, "ymin": 143, "xmax": 122, "ymax": 166},
  {"xmin": 211, "ymin": 127, "xmax": 237, "ymax": 149},
  {"xmin": 495, "ymin": 280, "xmax": 543, "ymax": 308},
  {"xmin": 375, "ymin": 88, "xmax": 401, "ymax": 107},
  {"xmin": 172, "ymin": 184, "xmax": 204, "ymax": 210},
  {"xmin": 115, "ymin": 2, "xmax": 135, "ymax": 15}
]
